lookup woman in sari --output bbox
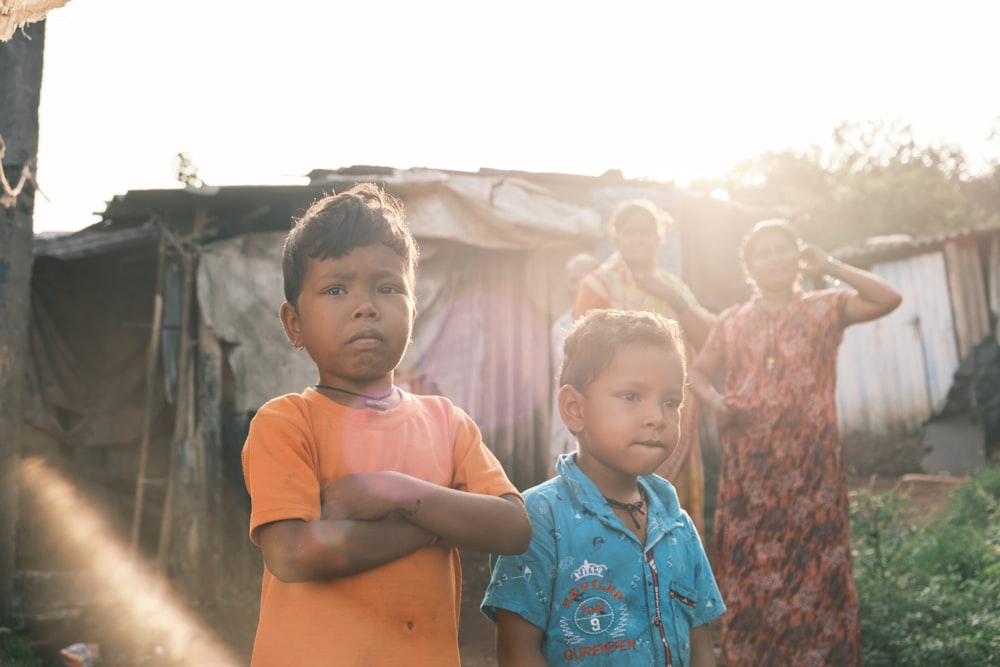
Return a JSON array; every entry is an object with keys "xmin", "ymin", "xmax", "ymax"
[{"xmin": 574, "ymin": 199, "xmax": 715, "ymax": 535}]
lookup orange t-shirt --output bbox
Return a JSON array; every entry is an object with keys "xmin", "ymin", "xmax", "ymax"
[{"xmin": 242, "ymin": 388, "xmax": 521, "ymax": 667}]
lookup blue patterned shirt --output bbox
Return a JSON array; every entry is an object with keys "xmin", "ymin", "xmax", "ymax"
[{"xmin": 482, "ymin": 454, "xmax": 724, "ymax": 666}]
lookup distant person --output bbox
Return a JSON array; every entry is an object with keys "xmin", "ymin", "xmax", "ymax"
[
  {"xmin": 689, "ymin": 219, "xmax": 902, "ymax": 666},
  {"xmin": 575, "ymin": 199, "xmax": 715, "ymax": 535},
  {"xmin": 549, "ymin": 252, "xmax": 600, "ymax": 470},
  {"xmin": 241, "ymin": 183, "xmax": 531, "ymax": 667},
  {"xmin": 483, "ymin": 309, "xmax": 724, "ymax": 667}
]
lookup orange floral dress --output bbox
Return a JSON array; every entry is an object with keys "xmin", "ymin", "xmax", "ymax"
[{"xmin": 705, "ymin": 289, "xmax": 862, "ymax": 667}]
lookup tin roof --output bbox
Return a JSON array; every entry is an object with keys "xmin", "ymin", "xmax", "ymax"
[{"xmin": 835, "ymin": 223, "xmax": 1000, "ymax": 265}]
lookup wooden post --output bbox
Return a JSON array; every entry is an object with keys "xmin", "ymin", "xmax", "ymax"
[
  {"xmin": 196, "ymin": 318, "xmax": 224, "ymax": 601},
  {"xmin": 130, "ymin": 233, "xmax": 167, "ymax": 558},
  {"xmin": 0, "ymin": 23, "xmax": 44, "ymax": 624},
  {"xmin": 157, "ymin": 209, "xmax": 208, "ymax": 588}
]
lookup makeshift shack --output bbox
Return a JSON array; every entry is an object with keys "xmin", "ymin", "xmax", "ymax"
[
  {"xmin": 834, "ymin": 225, "xmax": 1000, "ymax": 473},
  {"xmin": 16, "ymin": 166, "xmax": 759, "ymax": 654}
]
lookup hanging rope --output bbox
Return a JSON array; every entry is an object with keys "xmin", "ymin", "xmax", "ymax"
[{"xmin": 0, "ymin": 132, "xmax": 46, "ymax": 208}]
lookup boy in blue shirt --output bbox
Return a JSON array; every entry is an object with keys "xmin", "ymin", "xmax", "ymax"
[{"xmin": 482, "ymin": 309, "xmax": 724, "ymax": 666}]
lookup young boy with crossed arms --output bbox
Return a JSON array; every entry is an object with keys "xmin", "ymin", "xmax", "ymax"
[{"xmin": 242, "ymin": 183, "xmax": 531, "ymax": 666}]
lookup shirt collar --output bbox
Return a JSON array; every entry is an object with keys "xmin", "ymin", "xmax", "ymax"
[{"xmin": 554, "ymin": 453, "xmax": 686, "ymax": 535}]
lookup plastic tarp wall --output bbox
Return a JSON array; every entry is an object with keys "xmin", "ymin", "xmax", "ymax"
[
  {"xmin": 24, "ymin": 251, "xmax": 163, "ymax": 451},
  {"xmin": 197, "ymin": 175, "xmax": 602, "ymax": 488}
]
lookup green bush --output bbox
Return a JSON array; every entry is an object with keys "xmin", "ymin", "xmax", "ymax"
[
  {"xmin": 0, "ymin": 627, "xmax": 41, "ymax": 667},
  {"xmin": 851, "ymin": 465, "xmax": 1000, "ymax": 666}
]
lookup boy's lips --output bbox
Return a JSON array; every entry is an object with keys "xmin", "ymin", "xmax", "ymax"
[
  {"xmin": 347, "ymin": 329, "xmax": 383, "ymax": 342},
  {"xmin": 634, "ymin": 439, "xmax": 666, "ymax": 449}
]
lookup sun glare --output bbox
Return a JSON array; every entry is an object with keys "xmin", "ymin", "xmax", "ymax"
[{"xmin": 19, "ymin": 457, "xmax": 242, "ymax": 666}]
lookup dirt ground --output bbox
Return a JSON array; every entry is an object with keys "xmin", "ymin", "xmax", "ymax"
[{"xmin": 160, "ymin": 472, "xmax": 962, "ymax": 667}]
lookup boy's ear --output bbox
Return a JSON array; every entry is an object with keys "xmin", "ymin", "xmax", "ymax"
[
  {"xmin": 558, "ymin": 384, "xmax": 585, "ymax": 433},
  {"xmin": 279, "ymin": 302, "xmax": 303, "ymax": 350}
]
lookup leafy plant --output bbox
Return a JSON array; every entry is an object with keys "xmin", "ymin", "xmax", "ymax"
[
  {"xmin": 851, "ymin": 466, "xmax": 1000, "ymax": 666},
  {"xmin": 0, "ymin": 627, "xmax": 41, "ymax": 667},
  {"xmin": 174, "ymin": 151, "xmax": 205, "ymax": 188}
]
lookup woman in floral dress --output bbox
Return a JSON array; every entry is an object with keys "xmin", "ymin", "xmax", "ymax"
[{"xmin": 689, "ymin": 220, "xmax": 901, "ymax": 666}]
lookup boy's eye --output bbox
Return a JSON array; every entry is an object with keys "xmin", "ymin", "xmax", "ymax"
[
  {"xmin": 619, "ymin": 392, "xmax": 639, "ymax": 402},
  {"xmin": 323, "ymin": 286, "xmax": 346, "ymax": 295},
  {"xmin": 378, "ymin": 285, "xmax": 402, "ymax": 294},
  {"xmin": 662, "ymin": 399, "xmax": 681, "ymax": 410}
]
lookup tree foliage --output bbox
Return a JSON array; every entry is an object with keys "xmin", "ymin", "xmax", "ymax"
[
  {"xmin": 693, "ymin": 119, "xmax": 1000, "ymax": 249},
  {"xmin": 174, "ymin": 151, "xmax": 205, "ymax": 189}
]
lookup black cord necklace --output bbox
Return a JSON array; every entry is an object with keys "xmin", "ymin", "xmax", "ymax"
[
  {"xmin": 604, "ymin": 489, "xmax": 646, "ymax": 529},
  {"xmin": 315, "ymin": 384, "xmax": 396, "ymax": 410}
]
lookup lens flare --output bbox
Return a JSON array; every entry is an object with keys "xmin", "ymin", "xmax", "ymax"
[{"xmin": 19, "ymin": 456, "xmax": 242, "ymax": 666}]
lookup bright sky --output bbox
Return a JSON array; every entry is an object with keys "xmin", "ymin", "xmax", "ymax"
[{"xmin": 31, "ymin": 0, "xmax": 1000, "ymax": 232}]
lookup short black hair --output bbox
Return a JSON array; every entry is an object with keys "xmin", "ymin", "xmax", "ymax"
[
  {"xmin": 282, "ymin": 182, "xmax": 418, "ymax": 306},
  {"xmin": 560, "ymin": 309, "xmax": 684, "ymax": 391}
]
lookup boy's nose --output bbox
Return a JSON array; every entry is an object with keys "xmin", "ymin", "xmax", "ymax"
[
  {"xmin": 644, "ymin": 405, "xmax": 666, "ymax": 427},
  {"xmin": 352, "ymin": 299, "xmax": 378, "ymax": 318}
]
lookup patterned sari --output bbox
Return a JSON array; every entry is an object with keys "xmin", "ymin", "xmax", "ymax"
[{"xmin": 574, "ymin": 251, "xmax": 707, "ymax": 535}]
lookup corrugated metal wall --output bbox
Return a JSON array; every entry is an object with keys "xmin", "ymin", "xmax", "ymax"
[
  {"xmin": 990, "ymin": 236, "xmax": 1000, "ymax": 333},
  {"xmin": 944, "ymin": 239, "xmax": 992, "ymax": 359},
  {"xmin": 836, "ymin": 252, "xmax": 960, "ymax": 436}
]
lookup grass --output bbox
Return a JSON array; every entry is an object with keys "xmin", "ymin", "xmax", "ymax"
[
  {"xmin": 0, "ymin": 627, "xmax": 41, "ymax": 667},
  {"xmin": 851, "ymin": 464, "xmax": 1000, "ymax": 666}
]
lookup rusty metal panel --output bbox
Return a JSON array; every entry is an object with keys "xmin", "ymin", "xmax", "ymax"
[
  {"xmin": 943, "ymin": 240, "xmax": 990, "ymax": 360},
  {"xmin": 836, "ymin": 252, "xmax": 959, "ymax": 437},
  {"xmin": 988, "ymin": 236, "xmax": 1000, "ymax": 345}
]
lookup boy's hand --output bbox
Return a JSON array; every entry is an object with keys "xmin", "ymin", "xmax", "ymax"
[{"xmin": 320, "ymin": 471, "xmax": 419, "ymax": 521}]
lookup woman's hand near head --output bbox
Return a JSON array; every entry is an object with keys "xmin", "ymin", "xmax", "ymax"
[
  {"xmin": 798, "ymin": 243, "xmax": 830, "ymax": 278},
  {"xmin": 799, "ymin": 243, "xmax": 902, "ymax": 324}
]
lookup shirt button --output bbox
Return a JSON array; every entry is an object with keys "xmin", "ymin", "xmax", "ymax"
[{"xmin": 653, "ymin": 617, "xmax": 661, "ymax": 626}]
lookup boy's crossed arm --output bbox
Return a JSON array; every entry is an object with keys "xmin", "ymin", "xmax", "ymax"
[
  {"xmin": 324, "ymin": 471, "xmax": 530, "ymax": 553},
  {"xmin": 257, "ymin": 513, "xmax": 432, "ymax": 582},
  {"xmin": 257, "ymin": 470, "xmax": 529, "ymax": 582}
]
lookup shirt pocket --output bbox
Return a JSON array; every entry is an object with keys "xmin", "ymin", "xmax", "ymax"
[{"xmin": 668, "ymin": 580, "xmax": 699, "ymax": 640}]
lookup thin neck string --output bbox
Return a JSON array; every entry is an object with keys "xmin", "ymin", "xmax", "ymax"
[
  {"xmin": 314, "ymin": 384, "xmax": 396, "ymax": 402},
  {"xmin": 758, "ymin": 302, "xmax": 780, "ymax": 374},
  {"xmin": 767, "ymin": 313, "xmax": 775, "ymax": 373},
  {"xmin": 604, "ymin": 489, "xmax": 646, "ymax": 529}
]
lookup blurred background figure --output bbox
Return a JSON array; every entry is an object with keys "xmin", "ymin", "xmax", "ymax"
[
  {"xmin": 575, "ymin": 200, "xmax": 716, "ymax": 535},
  {"xmin": 549, "ymin": 253, "xmax": 600, "ymax": 472}
]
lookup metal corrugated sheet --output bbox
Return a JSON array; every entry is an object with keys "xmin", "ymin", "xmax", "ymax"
[
  {"xmin": 836, "ymin": 252, "xmax": 959, "ymax": 436},
  {"xmin": 943, "ymin": 239, "xmax": 991, "ymax": 359},
  {"xmin": 989, "ymin": 236, "xmax": 1000, "ymax": 328},
  {"xmin": 836, "ymin": 223, "xmax": 1000, "ymax": 266}
]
